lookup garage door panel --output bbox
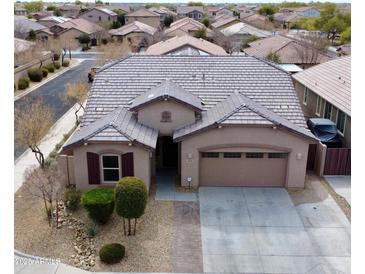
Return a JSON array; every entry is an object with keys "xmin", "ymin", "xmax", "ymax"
[{"xmin": 200, "ymin": 156, "xmax": 287, "ymax": 187}]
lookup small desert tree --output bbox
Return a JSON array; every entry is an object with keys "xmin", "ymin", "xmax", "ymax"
[
  {"xmin": 293, "ymin": 34, "xmax": 328, "ymax": 65},
  {"xmin": 78, "ymin": 34, "xmax": 91, "ymax": 49},
  {"xmin": 163, "ymin": 15, "xmax": 174, "ymax": 27},
  {"xmin": 115, "ymin": 177, "xmax": 148, "ymax": 236},
  {"xmin": 15, "ymin": 98, "xmax": 54, "ymax": 168},
  {"xmin": 201, "ymin": 17, "xmax": 211, "ymax": 28},
  {"xmin": 193, "ymin": 27, "xmax": 207, "ymax": 40},
  {"xmin": 96, "ymin": 42, "xmax": 128, "ymax": 66},
  {"xmin": 23, "ymin": 164, "xmax": 65, "ymax": 227},
  {"xmin": 63, "ymin": 80, "xmax": 89, "ymax": 124},
  {"xmin": 266, "ymin": 51, "xmax": 281, "ymax": 63}
]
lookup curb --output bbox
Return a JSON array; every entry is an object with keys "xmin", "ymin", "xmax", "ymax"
[{"xmin": 14, "ymin": 59, "xmax": 84, "ymax": 102}]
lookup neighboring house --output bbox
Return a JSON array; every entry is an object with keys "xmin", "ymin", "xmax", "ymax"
[
  {"xmin": 60, "ymin": 55, "xmax": 316, "ymax": 192},
  {"xmin": 239, "ymin": 9, "xmax": 255, "ymax": 20},
  {"xmin": 211, "ymin": 14, "xmax": 240, "ymax": 30},
  {"xmin": 14, "ymin": 8, "xmax": 27, "ymax": 16},
  {"xmin": 207, "ymin": 6, "xmax": 233, "ymax": 17},
  {"xmin": 145, "ymin": 35, "xmax": 227, "ymax": 55},
  {"xmin": 79, "ymin": 7, "xmax": 117, "ymax": 25},
  {"xmin": 164, "ymin": 17, "xmax": 215, "ymax": 38},
  {"xmin": 176, "ymin": 6, "xmax": 204, "ymax": 21},
  {"xmin": 336, "ymin": 44, "xmax": 351, "ymax": 56},
  {"xmin": 14, "ymin": 38, "xmax": 36, "ymax": 66},
  {"xmin": 37, "ymin": 16, "xmax": 70, "ymax": 28},
  {"xmin": 102, "ymin": 3, "xmax": 130, "ymax": 14},
  {"xmin": 50, "ymin": 18, "xmax": 105, "ymax": 47},
  {"xmin": 125, "ymin": 8, "xmax": 160, "ymax": 28},
  {"xmin": 241, "ymin": 13, "xmax": 274, "ymax": 30},
  {"xmin": 292, "ymin": 57, "xmax": 351, "ymax": 147},
  {"xmin": 14, "ymin": 18, "xmax": 49, "ymax": 39},
  {"xmin": 59, "ymin": 4, "xmax": 81, "ymax": 18},
  {"xmin": 29, "ymin": 11, "xmax": 53, "ymax": 20},
  {"xmin": 274, "ymin": 7, "xmax": 320, "ymax": 29},
  {"xmin": 244, "ymin": 35, "xmax": 332, "ymax": 68},
  {"xmin": 221, "ymin": 22, "xmax": 271, "ymax": 51},
  {"xmin": 148, "ymin": 7, "xmax": 177, "ymax": 24},
  {"xmin": 109, "ymin": 21, "xmax": 157, "ymax": 52}
]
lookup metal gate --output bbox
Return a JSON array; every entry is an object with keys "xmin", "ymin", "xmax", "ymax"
[{"xmin": 323, "ymin": 148, "xmax": 351, "ymax": 175}]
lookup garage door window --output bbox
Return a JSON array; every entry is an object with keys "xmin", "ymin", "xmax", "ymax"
[
  {"xmin": 268, "ymin": 153, "xmax": 288, "ymax": 159},
  {"xmin": 223, "ymin": 152, "xmax": 241, "ymax": 158},
  {"xmin": 246, "ymin": 153, "xmax": 264, "ymax": 158},
  {"xmin": 201, "ymin": 152, "xmax": 219, "ymax": 158}
]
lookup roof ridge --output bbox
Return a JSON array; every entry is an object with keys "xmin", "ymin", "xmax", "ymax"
[{"xmin": 96, "ymin": 54, "xmax": 132, "ymax": 73}]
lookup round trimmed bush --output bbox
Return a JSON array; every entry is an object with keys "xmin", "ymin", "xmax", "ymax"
[
  {"xmin": 62, "ymin": 60, "xmax": 70, "ymax": 67},
  {"xmin": 64, "ymin": 187, "xmax": 82, "ymax": 211},
  {"xmin": 53, "ymin": 53, "xmax": 60, "ymax": 61},
  {"xmin": 99, "ymin": 243, "xmax": 125, "ymax": 264},
  {"xmin": 42, "ymin": 67, "xmax": 48, "ymax": 77},
  {"xmin": 115, "ymin": 177, "xmax": 148, "ymax": 219},
  {"xmin": 81, "ymin": 188, "xmax": 115, "ymax": 224},
  {"xmin": 54, "ymin": 61, "xmax": 61, "ymax": 69},
  {"xmin": 45, "ymin": 63, "xmax": 55, "ymax": 73},
  {"xmin": 17, "ymin": 77, "xmax": 30, "ymax": 90},
  {"xmin": 27, "ymin": 68, "xmax": 43, "ymax": 82}
]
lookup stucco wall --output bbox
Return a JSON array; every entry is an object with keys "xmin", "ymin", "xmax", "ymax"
[
  {"xmin": 79, "ymin": 9, "xmax": 117, "ymax": 25},
  {"xmin": 125, "ymin": 16, "xmax": 160, "ymax": 28},
  {"xmin": 179, "ymin": 125, "xmax": 312, "ymax": 188},
  {"xmin": 137, "ymin": 100, "xmax": 196, "ymax": 136},
  {"xmin": 72, "ymin": 142, "xmax": 152, "ymax": 191}
]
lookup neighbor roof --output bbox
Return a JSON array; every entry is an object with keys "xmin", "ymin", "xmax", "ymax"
[
  {"xmin": 14, "ymin": 38, "xmax": 35, "ymax": 53},
  {"xmin": 63, "ymin": 107, "xmax": 159, "ymax": 150},
  {"xmin": 176, "ymin": 6, "xmax": 204, "ymax": 14},
  {"xmin": 165, "ymin": 17, "xmax": 214, "ymax": 37},
  {"xmin": 221, "ymin": 22, "xmax": 271, "ymax": 38},
  {"xmin": 126, "ymin": 8, "xmax": 159, "ymax": 17},
  {"xmin": 81, "ymin": 7, "xmax": 117, "ymax": 16},
  {"xmin": 130, "ymin": 79, "xmax": 203, "ymax": 111},
  {"xmin": 14, "ymin": 18, "xmax": 47, "ymax": 33},
  {"xmin": 244, "ymin": 35, "xmax": 331, "ymax": 64},
  {"xmin": 292, "ymin": 57, "xmax": 351, "ymax": 116},
  {"xmin": 145, "ymin": 35, "xmax": 227, "ymax": 55},
  {"xmin": 56, "ymin": 18, "xmax": 103, "ymax": 34},
  {"xmin": 211, "ymin": 15, "xmax": 239, "ymax": 29},
  {"xmin": 109, "ymin": 21, "xmax": 157, "ymax": 36},
  {"xmin": 38, "ymin": 16, "xmax": 70, "ymax": 24},
  {"xmin": 82, "ymin": 55, "xmax": 309, "ymax": 137}
]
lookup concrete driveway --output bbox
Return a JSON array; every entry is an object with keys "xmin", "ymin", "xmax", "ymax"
[{"xmin": 199, "ymin": 187, "xmax": 350, "ymax": 273}]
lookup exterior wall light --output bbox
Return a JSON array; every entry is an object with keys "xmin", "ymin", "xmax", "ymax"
[
  {"xmin": 296, "ymin": 153, "xmax": 302, "ymax": 160},
  {"xmin": 128, "ymin": 143, "xmax": 132, "ymax": 146}
]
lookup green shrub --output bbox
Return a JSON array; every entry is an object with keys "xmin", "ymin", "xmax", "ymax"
[
  {"xmin": 99, "ymin": 243, "xmax": 125, "ymax": 264},
  {"xmin": 27, "ymin": 68, "xmax": 43, "ymax": 82},
  {"xmin": 55, "ymin": 143, "xmax": 62, "ymax": 151},
  {"xmin": 81, "ymin": 188, "xmax": 115, "ymax": 224},
  {"xmin": 54, "ymin": 61, "xmax": 61, "ymax": 69},
  {"xmin": 45, "ymin": 63, "xmax": 55, "ymax": 73},
  {"xmin": 64, "ymin": 188, "xmax": 82, "ymax": 211},
  {"xmin": 17, "ymin": 77, "xmax": 30, "ymax": 90},
  {"xmin": 62, "ymin": 60, "xmax": 70, "ymax": 67},
  {"xmin": 101, "ymin": 38, "xmax": 108, "ymax": 45},
  {"xmin": 86, "ymin": 221, "xmax": 99, "ymax": 236},
  {"xmin": 42, "ymin": 67, "xmax": 48, "ymax": 77},
  {"xmin": 53, "ymin": 53, "xmax": 60, "ymax": 61}
]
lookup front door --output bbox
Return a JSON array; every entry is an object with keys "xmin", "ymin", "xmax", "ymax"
[{"xmin": 156, "ymin": 136, "xmax": 178, "ymax": 169}]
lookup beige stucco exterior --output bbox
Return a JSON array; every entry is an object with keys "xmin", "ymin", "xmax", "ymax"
[
  {"xmin": 125, "ymin": 16, "xmax": 160, "ymax": 28},
  {"xmin": 71, "ymin": 142, "xmax": 152, "ymax": 191},
  {"xmin": 137, "ymin": 100, "xmax": 197, "ymax": 136},
  {"xmin": 179, "ymin": 125, "xmax": 312, "ymax": 188}
]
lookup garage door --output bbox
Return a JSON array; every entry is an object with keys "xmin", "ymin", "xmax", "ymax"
[{"xmin": 199, "ymin": 152, "xmax": 288, "ymax": 187}]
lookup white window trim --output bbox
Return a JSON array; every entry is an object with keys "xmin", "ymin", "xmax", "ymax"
[
  {"xmin": 303, "ymin": 87, "xmax": 309, "ymax": 106},
  {"xmin": 315, "ymin": 96, "xmax": 321, "ymax": 117},
  {"xmin": 100, "ymin": 154, "xmax": 120, "ymax": 183},
  {"xmin": 324, "ymin": 101, "xmax": 332, "ymax": 120},
  {"xmin": 336, "ymin": 110, "xmax": 347, "ymax": 136}
]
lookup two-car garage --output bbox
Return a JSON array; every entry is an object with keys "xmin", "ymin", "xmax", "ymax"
[{"xmin": 199, "ymin": 151, "xmax": 288, "ymax": 187}]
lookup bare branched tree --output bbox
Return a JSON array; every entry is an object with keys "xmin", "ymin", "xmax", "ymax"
[
  {"xmin": 15, "ymin": 98, "xmax": 54, "ymax": 167},
  {"xmin": 95, "ymin": 41, "xmax": 129, "ymax": 66},
  {"xmin": 63, "ymin": 81, "xmax": 89, "ymax": 124},
  {"xmin": 211, "ymin": 30, "xmax": 234, "ymax": 54},
  {"xmin": 292, "ymin": 33, "xmax": 329, "ymax": 65},
  {"xmin": 23, "ymin": 165, "xmax": 65, "ymax": 227}
]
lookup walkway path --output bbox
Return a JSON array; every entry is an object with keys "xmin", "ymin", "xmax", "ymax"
[{"xmin": 324, "ymin": 176, "xmax": 351, "ymax": 205}]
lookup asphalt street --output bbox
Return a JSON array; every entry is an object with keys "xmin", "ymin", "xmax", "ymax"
[{"xmin": 14, "ymin": 56, "xmax": 95, "ymax": 159}]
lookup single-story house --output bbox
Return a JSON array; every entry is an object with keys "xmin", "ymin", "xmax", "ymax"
[
  {"xmin": 144, "ymin": 35, "xmax": 227, "ymax": 55},
  {"xmin": 79, "ymin": 7, "xmax": 118, "ymax": 25},
  {"xmin": 207, "ymin": 6, "xmax": 233, "ymax": 17},
  {"xmin": 148, "ymin": 7, "xmax": 177, "ymax": 24},
  {"xmin": 244, "ymin": 35, "xmax": 332, "ymax": 68},
  {"xmin": 125, "ymin": 8, "xmax": 160, "ymax": 29},
  {"xmin": 274, "ymin": 7, "xmax": 320, "ymax": 29},
  {"xmin": 60, "ymin": 55, "xmax": 317, "ymax": 191},
  {"xmin": 211, "ymin": 14, "xmax": 240, "ymax": 30},
  {"xmin": 292, "ymin": 57, "xmax": 351, "ymax": 147},
  {"xmin": 59, "ymin": 4, "xmax": 81, "ymax": 18},
  {"xmin": 241, "ymin": 13, "xmax": 274, "ymax": 30},
  {"xmin": 176, "ymin": 6, "xmax": 204, "ymax": 21},
  {"xmin": 164, "ymin": 17, "xmax": 215, "ymax": 38},
  {"xmin": 101, "ymin": 3, "xmax": 130, "ymax": 14},
  {"xmin": 14, "ymin": 18, "xmax": 50, "ymax": 40},
  {"xmin": 29, "ymin": 11, "xmax": 53, "ymax": 20},
  {"xmin": 37, "ymin": 16, "xmax": 71, "ymax": 28}
]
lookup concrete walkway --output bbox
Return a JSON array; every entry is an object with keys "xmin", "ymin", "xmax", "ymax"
[
  {"xmin": 14, "ymin": 104, "xmax": 82, "ymax": 193},
  {"xmin": 324, "ymin": 176, "xmax": 351, "ymax": 205}
]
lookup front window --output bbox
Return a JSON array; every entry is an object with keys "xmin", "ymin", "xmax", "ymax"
[
  {"xmin": 336, "ymin": 110, "xmax": 347, "ymax": 135},
  {"xmin": 303, "ymin": 87, "xmax": 309, "ymax": 105},
  {"xmin": 324, "ymin": 101, "xmax": 332, "ymax": 120},
  {"xmin": 315, "ymin": 96, "xmax": 322, "ymax": 116},
  {"xmin": 101, "ymin": 154, "xmax": 120, "ymax": 182},
  {"xmin": 99, "ymin": 16, "xmax": 101, "ymax": 21}
]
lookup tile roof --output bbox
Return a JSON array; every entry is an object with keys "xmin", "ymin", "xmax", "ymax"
[
  {"xmin": 109, "ymin": 21, "xmax": 157, "ymax": 36},
  {"xmin": 244, "ymin": 35, "xmax": 332, "ymax": 64},
  {"xmin": 165, "ymin": 17, "xmax": 214, "ymax": 37},
  {"xmin": 292, "ymin": 57, "xmax": 351, "ymax": 116},
  {"xmin": 64, "ymin": 107, "xmax": 158, "ymax": 149},
  {"xmin": 220, "ymin": 22, "xmax": 271, "ymax": 38},
  {"xmin": 176, "ymin": 6, "xmax": 204, "ymax": 14},
  {"xmin": 80, "ymin": 7, "xmax": 117, "ymax": 17},
  {"xmin": 145, "ymin": 35, "xmax": 227, "ymax": 55},
  {"xmin": 56, "ymin": 18, "xmax": 104, "ymax": 34},
  {"xmin": 174, "ymin": 92, "xmax": 316, "ymax": 140},
  {"xmin": 82, "ymin": 55, "xmax": 309, "ymax": 138},
  {"xmin": 211, "ymin": 15, "xmax": 239, "ymax": 29},
  {"xmin": 130, "ymin": 79, "xmax": 203, "ymax": 111},
  {"xmin": 14, "ymin": 18, "xmax": 47, "ymax": 33},
  {"xmin": 126, "ymin": 8, "xmax": 159, "ymax": 17},
  {"xmin": 38, "ymin": 16, "xmax": 71, "ymax": 24}
]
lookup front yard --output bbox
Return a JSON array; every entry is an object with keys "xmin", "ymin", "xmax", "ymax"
[{"xmin": 14, "ymin": 185, "xmax": 174, "ymax": 272}]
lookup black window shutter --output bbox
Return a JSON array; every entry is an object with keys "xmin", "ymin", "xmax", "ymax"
[
  {"xmin": 122, "ymin": 152, "xmax": 134, "ymax": 177},
  {"xmin": 87, "ymin": 152, "xmax": 100, "ymax": 184}
]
